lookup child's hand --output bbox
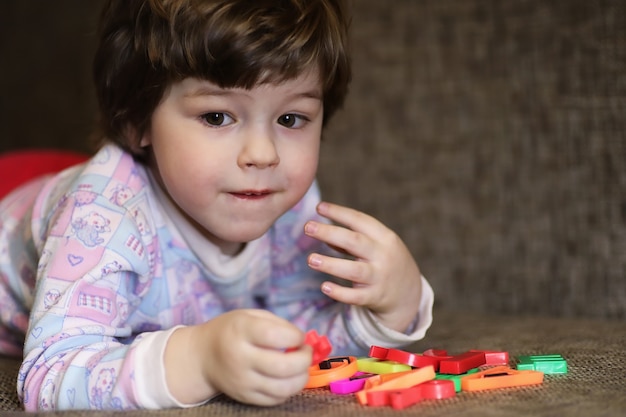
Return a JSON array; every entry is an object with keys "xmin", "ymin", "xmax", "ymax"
[
  {"xmin": 165, "ymin": 309, "xmax": 312, "ymax": 406},
  {"xmin": 304, "ymin": 202, "xmax": 423, "ymax": 333}
]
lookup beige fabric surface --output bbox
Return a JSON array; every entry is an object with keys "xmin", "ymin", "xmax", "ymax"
[{"xmin": 1, "ymin": 310, "xmax": 625, "ymax": 416}]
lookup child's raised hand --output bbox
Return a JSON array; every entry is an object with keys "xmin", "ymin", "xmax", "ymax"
[
  {"xmin": 304, "ymin": 202, "xmax": 423, "ymax": 333},
  {"xmin": 165, "ymin": 309, "xmax": 312, "ymax": 406}
]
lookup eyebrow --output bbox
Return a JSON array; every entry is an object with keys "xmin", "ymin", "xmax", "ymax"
[{"xmin": 184, "ymin": 85, "xmax": 232, "ymax": 98}]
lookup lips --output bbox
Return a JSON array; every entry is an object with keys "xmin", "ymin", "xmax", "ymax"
[{"xmin": 230, "ymin": 190, "xmax": 272, "ymax": 200}]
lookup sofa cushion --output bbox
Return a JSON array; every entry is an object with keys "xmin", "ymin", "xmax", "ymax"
[{"xmin": 1, "ymin": 310, "xmax": 624, "ymax": 416}]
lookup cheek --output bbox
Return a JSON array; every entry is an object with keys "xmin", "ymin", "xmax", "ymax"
[
  {"xmin": 153, "ymin": 135, "xmax": 220, "ymax": 182},
  {"xmin": 161, "ymin": 161, "xmax": 217, "ymax": 200},
  {"xmin": 285, "ymin": 143, "xmax": 319, "ymax": 187},
  {"xmin": 153, "ymin": 151, "xmax": 212, "ymax": 209},
  {"xmin": 303, "ymin": 142, "xmax": 321, "ymax": 177}
]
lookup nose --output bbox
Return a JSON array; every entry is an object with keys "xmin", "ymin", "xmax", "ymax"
[{"xmin": 237, "ymin": 127, "xmax": 280, "ymax": 169}]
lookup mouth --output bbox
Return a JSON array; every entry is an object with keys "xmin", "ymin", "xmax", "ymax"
[{"xmin": 229, "ymin": 190, "xmax": 273, "ymax": 200}]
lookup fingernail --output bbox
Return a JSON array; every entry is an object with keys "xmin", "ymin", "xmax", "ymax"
[
  {"xmin": 317, "ymin": 202, "xmax": 329, "ymax": 214},
  {"xmin": 321, "ymin": 283, "xmax": 332, "ymax": 294},
  {"xmin": 304, "ymin": 221, "xmax": 317, "ymax": 235},
  {"xmin": 308, "ymin": 255, "xmax": 322, "ymax": 267}
]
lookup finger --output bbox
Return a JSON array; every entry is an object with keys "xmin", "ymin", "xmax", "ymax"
[
  {"xmin": 316, "ymin": 201, "xmax": 387, "ymax": 237},
  {"xmin": 307, "ymin": 252, "xmax": 373, "ymax": 285},
  {"xmin": 244, "ymin": 308, "xmax": 292, "ymax": 323},
  {"xmin": 255, "ymin": 372, "xmax": 309, "ymax": 402},
  {"xmin": 305, "ymin": 220, "xmax": 373, "ymax": 261},
  {"xmin": 209, "ymin": 346, "xmax": 307, "ymax": 406},
  {"xmin": 253, "ymin": 346, "xmax": 312, "ymax": 379},
  {"xmin": 237, "ymin": 370, "xmax": 309, "ymax": 406},
  {"xmin": 320, "ymin": 280, "xmax": 371, "ymax": 306},
  {"xmin": 244, "ymin": 311, "xmax": 305, "ymax": 349}
]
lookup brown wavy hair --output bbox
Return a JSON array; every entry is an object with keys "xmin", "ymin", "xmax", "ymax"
[{"xmin": 93, "ymin": 0, "xmax": 352, "ymax": 157}]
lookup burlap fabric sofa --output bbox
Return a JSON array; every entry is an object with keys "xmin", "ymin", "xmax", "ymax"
[{"xmin": 1, "ymin": 1, "xmax": 624, "ymax": 416}]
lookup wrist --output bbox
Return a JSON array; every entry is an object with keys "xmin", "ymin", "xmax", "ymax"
[
  {"xmin": 372, "ymin": 308, "xmax": 418, "ymax": 334},
  {"xmin": 164, "ymin": 325, "xmax": 218, "ymax": 405},
  {"xmin": 374, "ymin": 289, "xmax": 423, "ymax": 333}
]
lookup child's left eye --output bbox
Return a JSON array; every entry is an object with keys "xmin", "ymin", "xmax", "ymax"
[{"xmin": 278, "ymin": 114, "xmax": 307, "ymax": 128}]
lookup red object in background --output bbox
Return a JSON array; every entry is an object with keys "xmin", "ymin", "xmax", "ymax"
[{"xmin": 0, "ymin": 149, "xmax": 88, "ymax": 199}]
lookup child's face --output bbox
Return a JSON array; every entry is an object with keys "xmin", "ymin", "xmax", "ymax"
[{"xmin": 141, "ymin": 70, "xmax": 323, "ymax": 254}]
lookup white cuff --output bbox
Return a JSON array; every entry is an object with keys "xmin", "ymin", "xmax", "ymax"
[
  {"xmin": 349, "ymin": 275, "xmax": 434, "ymax": 348},
  {"xmin": 134, "ymin": 326, "xmax": 209, "ymax": 409}
]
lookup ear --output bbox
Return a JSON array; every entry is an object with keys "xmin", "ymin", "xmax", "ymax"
[
  {"xmin": 123, "ymin": 124, "xmax": 151, "ymax": 154},
  {"xmin": 139, "ymin": 133, "xmax": 151, "ymax": 148}
]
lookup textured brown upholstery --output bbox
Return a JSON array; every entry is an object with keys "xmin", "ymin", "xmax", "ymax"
[
  {"xmin": 1, "ymin": 311, "xmax": 625, "ymax": 416},
  {"xmin": 318, "ymin": 0, "xmax": 626, "ymax": 320},
  {"xmin": 0, "ymin": 0, "xmax": 624, "ymax": 415}
]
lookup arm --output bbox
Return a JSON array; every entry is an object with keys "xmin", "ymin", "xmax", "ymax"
[
  {"xmin": 21, "ymin": 204, "xmax": 314, "ymax": 410},
  {"xmin": 20, "ymin": 269, "xmax": 141, "ymax": 410},
  {"xmin": 19, "ymin": 177, "xmax": 157, "ymax": 410}
]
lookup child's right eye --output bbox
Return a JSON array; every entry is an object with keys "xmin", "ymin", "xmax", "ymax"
[{"xmin": 201, "ymin": 112, "xmax": 234, "ymax": 127}]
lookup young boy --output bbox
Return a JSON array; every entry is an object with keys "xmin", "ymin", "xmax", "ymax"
[{"xmin": 0, "ymin": 0, "xmax": 433, "ymax": 410}]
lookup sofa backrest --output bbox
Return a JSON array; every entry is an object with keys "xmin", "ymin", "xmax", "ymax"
[
  {"xmin": 1, "ymin": 0, "xmax": 624, "ymax": 320},
  {"xmin": 320, "ymin": 0, "xmax": 626, "ymax": 320}
]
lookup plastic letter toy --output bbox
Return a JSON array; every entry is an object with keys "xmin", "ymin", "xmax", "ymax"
[
  {"xmin": 424, "ymin": 349, "xmax": 450, "ymax": 357},
  {"xmin": 388, "ymin": 385, "xmax": 424, "ymax": 409},
  {"xmin": 364, "ymin": 376, "xmax": 454, "ymax": 409},
  {"xmin": 356, "ymin": 366, "xmax": 436, "ymax": 405},
  {"xmin": 329, "ymin": 372, "xmax": 376, "ymax": 394},
  {"xmin": 303, "ymin": 329, "xmax": 332, "ymax": 365},
  {"xmin": 366, "ymin": 385, "xmax": 422, "ymax": 408},
  {"xmin": 461, "ymin": 366, "xmax": 544, "ymax": 391},
  {"xmin": 419, "ymin": 379, "xmax": 456, "ymax": 400},
  {"xmin": 385, "ymin": 348, "xmax": 439, "ymax": 368},
  {"xmin": 470, "ymin": 349, "xmax": 510, "ymax": 366},
  {"xmin": 305, "ymin": 356, "xmax": 358, "ymax": 389},
  {"xmin": 287, "ymin": 329, "xmax": 332, "ymax": 366},
  {"xmin": 439, "ymin": 351, "xmax": 486, "ymax": 374},
  {"xmin": 348, "ymin": 346, "xmax": 556, "ymax": 408},
  {"xmin": 362, "ymin": 371, "xmax": 414, "ymax": 391},
  {"xmin": 368, "ymin": 345, "xmax": 390, "ymax": 359},
  {"xmin": 516, "ymin": 354, "xmax": 567, "ymax": 374},
  {"xmin": 436, "ymin": 368, "xmax": 480, "ymax": 392},
  {"xmin": 357, "ymin": 358, "xmax": 412, "ymax": 374},
  {"xmin": 423, "ymin": 349, "xmax": 453, "ymax": 372},
  {"xmin": 369, "ymin": 345, "xmax": 441, "ymax": 369}
]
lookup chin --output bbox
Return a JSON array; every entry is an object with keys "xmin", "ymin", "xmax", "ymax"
[{"xmin": 221, "ymin": 224, "xmax": 272, "ymax": 245}]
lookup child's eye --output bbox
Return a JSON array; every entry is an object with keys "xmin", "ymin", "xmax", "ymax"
[
  {"xmin": 201, "ymin": 112, "xmax": 234, "ymax": 127},
  {"xmin": 277, "ymin": 113, "xmax": 308, "ymax": 128}
]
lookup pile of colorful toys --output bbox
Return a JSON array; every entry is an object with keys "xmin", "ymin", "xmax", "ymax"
[{"xmin": 300, "ymin": 330, "xmax": 567, "ymax": 410}]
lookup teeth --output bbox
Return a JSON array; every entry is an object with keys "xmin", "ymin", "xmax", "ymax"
[{"xmin": 238, "ymin": 191, "xmax": 267, "ymax": 196}]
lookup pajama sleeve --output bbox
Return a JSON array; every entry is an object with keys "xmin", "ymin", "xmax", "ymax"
[{"xmin": 19, "ymin": 186, "xmax": 161, "ymax": 410}]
